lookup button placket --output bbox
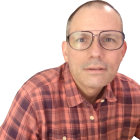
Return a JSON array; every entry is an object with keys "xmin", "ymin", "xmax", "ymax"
[
  {"xmin": 101, "ymin": 99, "xmax": 105, "ymax": 103},
  {"xmin": 63, "ymin": 136, "xmax": 66, "ymax": 140},
  {"xmin": 90, "ymin": 116, "xmax": 94, "ymax": 120}
]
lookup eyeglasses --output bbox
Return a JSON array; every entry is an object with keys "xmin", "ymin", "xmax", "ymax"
[{"xmin": 67, "ymin": 30, "xmax": 125, "ymax": 51}]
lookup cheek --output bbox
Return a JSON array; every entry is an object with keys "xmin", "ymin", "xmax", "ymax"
[
  {"xmin": 67, "ymin": 50, "xmax": 83, "ymax": 65},
  {"xmin": 67, "ymin": 50, "xmax": 85, "ymax": 74},
  {"xmin": 108, "ymin": 53, "xmax": 122, "ymax": 72}
]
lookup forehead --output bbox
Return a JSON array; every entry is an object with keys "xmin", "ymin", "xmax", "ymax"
[{"xmin": 69, "ymin": 6, "xmax": 122, "ymax": 33}]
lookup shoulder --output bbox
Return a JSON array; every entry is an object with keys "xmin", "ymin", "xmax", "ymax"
[
  {"xmin": 113, "ymin": 73, "xmax": 140, "ymax": 99},
  {"xmin": 21, "ymin": 63, "xmax": 66, "ymax": 94},
  {"xmin": 116, "ymin": 73, "xmax": 140, "ymax": 89}
]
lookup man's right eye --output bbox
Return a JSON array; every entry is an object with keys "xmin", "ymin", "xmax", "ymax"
[{"xmin": 77, "ymin": 38, "xmax": 86, "ymax": 42}]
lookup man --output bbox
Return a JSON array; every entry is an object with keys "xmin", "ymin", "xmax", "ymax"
[{"xmin": 0, "ymin": 0, "xmax": 140, "ymax": 139}]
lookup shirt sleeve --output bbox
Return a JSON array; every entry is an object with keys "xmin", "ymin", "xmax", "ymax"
[
  {"xmin": 135, "ymin": 120, "xmax": 140, "ymax": 139},
  {"xmin": 0, "ymin": 87, "xmax": 40, "ymax": 140}
]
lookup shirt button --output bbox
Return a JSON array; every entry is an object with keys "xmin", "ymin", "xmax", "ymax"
[
  {"xmin": 101, "ymin": 99, "xmax": 105, "ymax": 103},
  {"xmin": 63, "ymin": 136, "xmax": 66, "ymax": 140},
  {"xmin": 90, "ymin": 116, "xmax": 94, "ymax": 120}
]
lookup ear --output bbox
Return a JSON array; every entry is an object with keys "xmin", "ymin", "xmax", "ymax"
[
  {"xmin": 123, "ymin": 40, "xmax": 127, "ymax": 57},
  {"xmin": 62, "ymin": 41, "xmax": 68, "ymax": 62},
  {"xmin": 121, "ymin": 41, "xmax": 127, "ymax": 59}
]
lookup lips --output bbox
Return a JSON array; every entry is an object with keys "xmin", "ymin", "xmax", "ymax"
[
  {"xmin": 87, "ymin": 68, "xmax": 104, "ymax": 70},
  {"xmin": 85, "ymin": 67, "xmax": 106, "ymax": 70},
  {"xmin": 85, "ymin": 66, "xmax": 107, "ymax": 75}
]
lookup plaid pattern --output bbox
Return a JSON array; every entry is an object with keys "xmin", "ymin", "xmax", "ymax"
[{"xmin": 0, "ymin": 62, "xmax": 140, "ymax": 140}]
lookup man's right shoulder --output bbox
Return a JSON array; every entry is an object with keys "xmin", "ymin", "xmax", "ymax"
[{"xmin": 21, "ymin": 62, "xmax": 67, "ymax": 94}]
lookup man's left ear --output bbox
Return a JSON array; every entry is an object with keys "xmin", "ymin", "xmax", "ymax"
[{"xmin": 122, "ymin": 41, "xmax": 127, "ymax": 58}]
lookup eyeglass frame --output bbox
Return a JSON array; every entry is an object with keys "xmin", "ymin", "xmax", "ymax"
[{"xmin": 66, "ymin": 30, "xmax": 125, "ymax": 51}]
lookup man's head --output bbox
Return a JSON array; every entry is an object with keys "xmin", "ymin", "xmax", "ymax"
[{"xmin": 62, "ymin": 0, "xmax": 127, "ymax": 95}]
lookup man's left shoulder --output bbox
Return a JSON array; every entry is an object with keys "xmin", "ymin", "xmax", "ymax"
[{"xmin": 115, "ymin": 73, "xmax": 140, "ymax": 93}]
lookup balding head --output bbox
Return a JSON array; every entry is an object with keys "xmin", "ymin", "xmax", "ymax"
[{"xmin": 66, "ymin": 0, "xmax": 123, "ymax": 39}]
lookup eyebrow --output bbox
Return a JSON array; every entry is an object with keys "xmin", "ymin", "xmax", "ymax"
[
  {"xmin": 77, "ymin": 31, "xmax": 90, "ymax": 35},
  {"xmin": 101, "ymin": 34, "xmax": 120, "ymax": 38}
]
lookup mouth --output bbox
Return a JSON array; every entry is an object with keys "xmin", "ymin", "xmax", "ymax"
[
  {"xmin": 84, "ymin": 67, "xmax": 107, "ymax": 74},
  {"xmin": 86, "ymin": 68, "xmax": 105, "ymax": 70}
]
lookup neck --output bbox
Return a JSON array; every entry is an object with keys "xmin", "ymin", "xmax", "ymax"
[{"xmin": 78, "ymin": 87, "xmax": 105, "ymax": 104}]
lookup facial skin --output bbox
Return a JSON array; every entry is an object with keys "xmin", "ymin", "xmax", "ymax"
[{"xmin": 62, "ymin": 6, "xmax": 127, "ymax": 104}]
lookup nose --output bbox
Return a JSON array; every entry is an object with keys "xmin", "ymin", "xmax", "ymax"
[
  {"xmin": 87, "ymin": 35, "xmax": 104, "ymax": 58},
  {"xmin": 90, "ymin": 35, "xmax": 101, "ymax": 49},
  {"xmin": 91, "ymin": 35, "xmax": 100, "ymax": 45}
]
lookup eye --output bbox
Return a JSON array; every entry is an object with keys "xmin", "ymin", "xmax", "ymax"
[
  {"xmin": 105, "ymin": 38, "xmax": 114, "ymax": 42},
  {"xmin": 77, "ymin": 38, "xmax": 86, "ymax": 42}
]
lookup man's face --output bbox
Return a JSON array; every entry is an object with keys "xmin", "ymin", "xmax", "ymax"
[{"xmin": 62, "ymin": 6, "xmax": 127, "ymax": 90}]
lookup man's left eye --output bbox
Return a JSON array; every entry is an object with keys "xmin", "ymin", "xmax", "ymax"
[{"xmin": 105, "ymin": 38, "xmax": 113, "ymax": 42}]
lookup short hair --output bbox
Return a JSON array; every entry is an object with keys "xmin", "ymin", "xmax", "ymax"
[{"xmin": 66, "ymin": 0, "xmax": 123, "ymax": 40}]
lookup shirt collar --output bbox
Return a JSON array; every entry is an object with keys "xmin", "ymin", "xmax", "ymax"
[{"xmin": 62, "ymin": 62, "xmax": 117, "ymax": 107}]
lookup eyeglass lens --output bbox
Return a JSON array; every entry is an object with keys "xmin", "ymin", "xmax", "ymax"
[{"xmin": 68, "ymin": 31, "xmax": 124, "ymax": 50}]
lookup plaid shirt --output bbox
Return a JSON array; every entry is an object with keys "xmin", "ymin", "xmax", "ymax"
[{"xmin": 0, "ymin": 62, "xmax": 140, "ymax": 140}]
